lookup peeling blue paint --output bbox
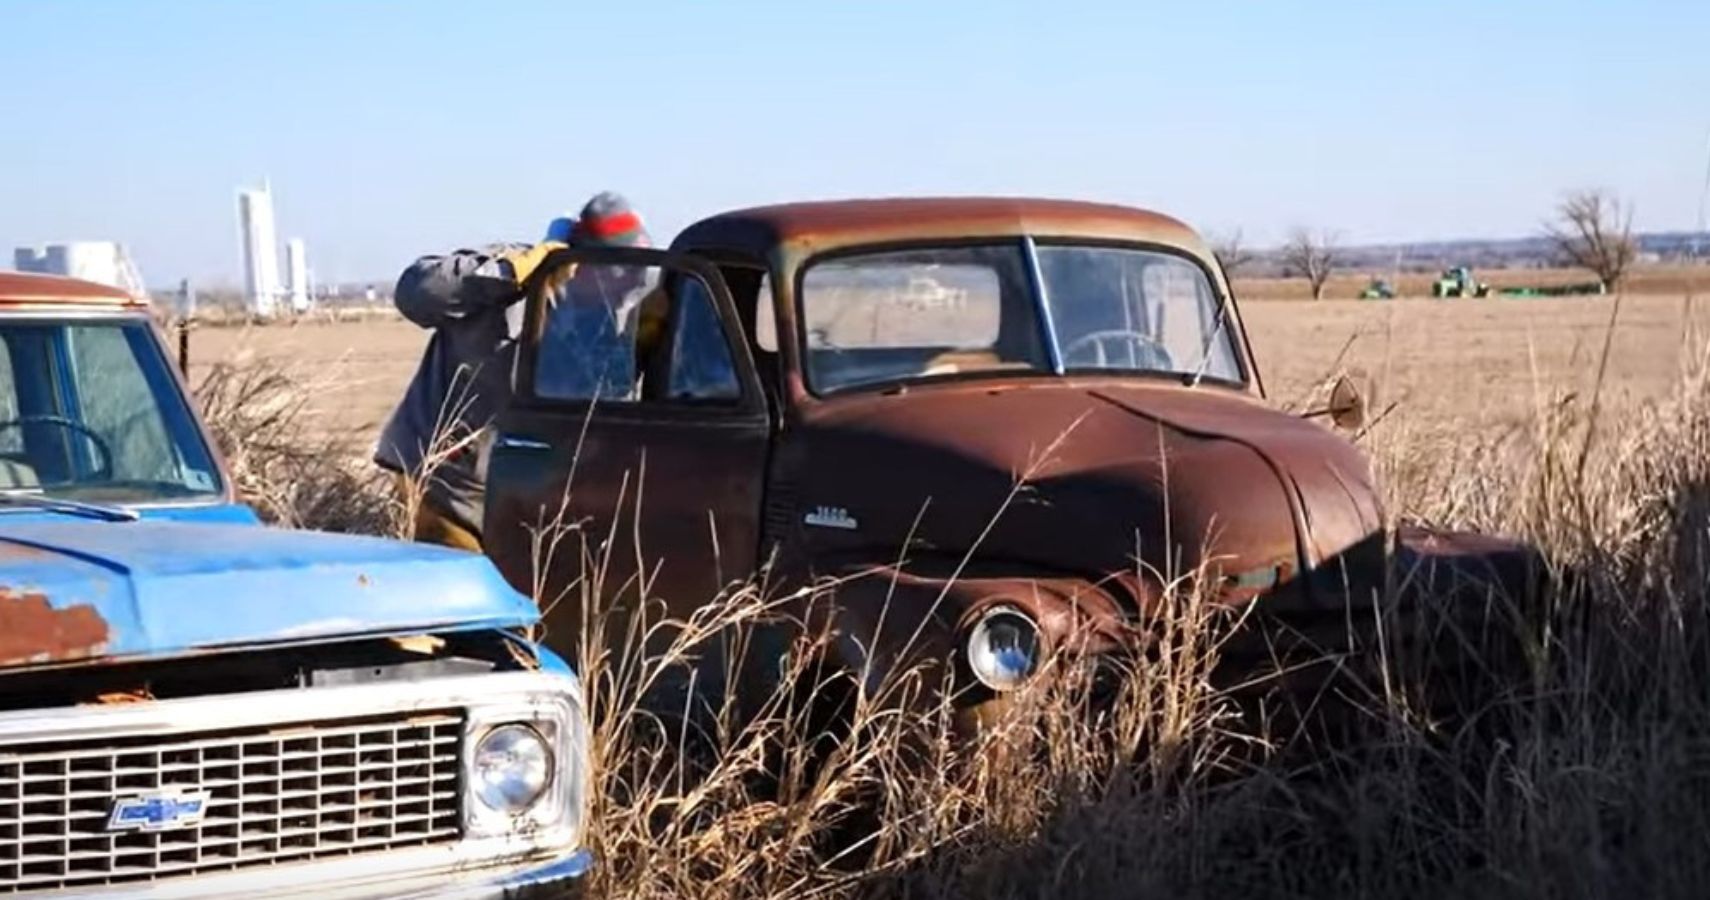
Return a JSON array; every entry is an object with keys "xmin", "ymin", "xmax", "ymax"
[
  {"xmin": 0, "ymin": 517, "xmax": 540, "ymax": 669},
  {"xmin": 133, "ymin": 503, "xmax": 264, "ymax": 525}
]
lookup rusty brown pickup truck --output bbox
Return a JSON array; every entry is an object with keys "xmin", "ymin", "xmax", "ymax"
[{"xmin": 481, "ymin": 197, "xmax": 1535, "ymax": 735}]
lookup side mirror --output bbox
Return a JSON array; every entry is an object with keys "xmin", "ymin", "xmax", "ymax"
[
  {"xmin": 1327, "ymin": 370, "xmax": 1373, "ymax": 431},
  {"xmin": 1300, "ymin": 368, "xmax": 1376, "ymax": 432}
]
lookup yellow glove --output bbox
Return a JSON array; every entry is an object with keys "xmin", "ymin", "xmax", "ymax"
[
  {"xmin": 499, "ymin": 240, "xmax": 568, "ymax": 285},
  {"xmin": 636, "ymin": 289, "xmax": 670, "ymax": 355}
]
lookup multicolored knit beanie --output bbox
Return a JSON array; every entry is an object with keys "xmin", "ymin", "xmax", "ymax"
[{"xmin": 569, "ymin": 191, "xmax": 651, "ymax": 248}]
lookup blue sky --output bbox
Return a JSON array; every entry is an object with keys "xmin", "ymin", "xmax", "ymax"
[{"xmin": 3, "ymin": 0, "xmax": 1706, "ymax": 287}]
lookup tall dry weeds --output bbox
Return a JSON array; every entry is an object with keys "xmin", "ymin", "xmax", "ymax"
[
  {"xmin": 570, "ymin": 345, "xmax": 1710, "ymax": 899},
  {"xmin": 189, "ymin": 339, "xmax": 1710, "ymax": 899},
  {"xmin": 193, "ymin": 356, "xmax": 400, "ymax": 534}
]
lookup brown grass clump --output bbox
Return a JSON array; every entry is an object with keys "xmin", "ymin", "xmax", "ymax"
[
  {"xmin": 550, "ymin": 539, "xmax": 1247, "ymax": 899},
  {"xmin": 189, "ymin": 337, "xmax": 1710, "ymax": 899},
  {"xmin": 193, "ymin": 355, "xmax": 401, "ymax": 534}
]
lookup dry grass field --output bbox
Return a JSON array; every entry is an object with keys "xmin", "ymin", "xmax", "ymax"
[
  {"xmin": 1246, "ymin": 291, "xmax": 1710, "ymax": 428},
  {"xmin": 186, "ymin": 315, "xmax": 428, "ymax": 445},
  {"xmin": 183, "ymin": 285, "xmax": 1710, "ymax": 453}
]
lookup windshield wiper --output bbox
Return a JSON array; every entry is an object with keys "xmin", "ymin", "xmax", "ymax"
[
  {"xmin": 1186, "ymin": 297, "xmax": 1233, "ymax": 388},
  {"xmin": 0, "ymin": 491, "xmax": 140, "ymax": 523}
]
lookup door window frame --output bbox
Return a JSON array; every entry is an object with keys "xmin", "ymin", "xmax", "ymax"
[{"xmin": 515, "ymin": 246, "xmax": 769, "ymax": 425}]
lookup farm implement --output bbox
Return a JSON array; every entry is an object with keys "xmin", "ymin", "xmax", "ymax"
[{"xmin": 1432, "ymin": 265, "xmax": 1607, "ymax": 298}]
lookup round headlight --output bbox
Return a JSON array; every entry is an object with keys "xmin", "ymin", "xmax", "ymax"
[
  {"xmin": 472, "ymin": 724, "xmax": 553, "ymax": 814},
  {"xmin": 966, "ymin": 607, "xmax": 1039, "ymax": 691}
]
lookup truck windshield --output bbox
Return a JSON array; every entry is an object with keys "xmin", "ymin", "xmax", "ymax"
[
  {"xmin": 798, "ymin": 241, "xmax": 1242, "ymax": 394},
  {"xmin": 0, "ymin": 319, "xmax": 222, "ymax": 505}
]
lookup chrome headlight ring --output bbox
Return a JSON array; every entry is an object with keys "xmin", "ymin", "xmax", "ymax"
[
  {"xmin": 461, "ymin": 678, "xmax": 589, "ymax": 846},
  {"xmin": 965, "ymin": 605, "xmax": 1041, "ymax": 691},
  {"xmin": 472, "ymin": 723, "xmax": 554, "ymax": 814}
]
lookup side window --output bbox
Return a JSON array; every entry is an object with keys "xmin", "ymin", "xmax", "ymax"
[
  {"xmin": 66, "ymin": 326, "xmax": 178, "ymax": 481},
  {"xmin": 533, "ymin": 262, "xmax": 656, "ymax": 402},
  {"xmin": 531, "ymin": 259, "xmax": 744, "ymax": 405},
  {"xmin": 666, "ymin": 278, "xmax": 740, "ymax": 401}
]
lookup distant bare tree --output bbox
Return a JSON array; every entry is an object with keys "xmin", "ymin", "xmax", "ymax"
[
  {"xmin": 1210, "ymin": 228, "xmax": 1256, "ymax": 277},
  {"xmin": 1282, "ymin": 227, "xmax": 1340, "ymax": 300},
  {"xmin": 1545, "ymin": 189, "xmax": 1637, "ymax": 290}
]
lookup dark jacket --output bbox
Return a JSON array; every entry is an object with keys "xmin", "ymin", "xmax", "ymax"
[{"xmin": 374, "ymin": 243, "xmax": 531, "ymax": 536}]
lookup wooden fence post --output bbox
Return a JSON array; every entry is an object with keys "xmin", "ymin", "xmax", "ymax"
[{"xmin": 176, "ymin": 318, "xmax": 191, "ymax": 375}]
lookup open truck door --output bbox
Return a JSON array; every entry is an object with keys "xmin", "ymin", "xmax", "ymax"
[{"xmin": 483, "ymin": 246, "xmax": 772, "ymax": 662}]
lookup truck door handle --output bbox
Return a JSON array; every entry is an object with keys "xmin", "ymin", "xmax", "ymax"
[{"xmin": 495, "ymin": 434, "xmax": 551, "ymax": 452}]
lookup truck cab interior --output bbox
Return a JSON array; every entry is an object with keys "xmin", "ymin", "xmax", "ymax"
[{"xmin": 0, "ymin": 318, "xmax": 218, "ymax": 501}]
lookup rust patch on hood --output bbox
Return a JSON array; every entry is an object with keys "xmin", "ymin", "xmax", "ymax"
[{"xmin": 0, "ymin": 588, "xmax": 112, "ymax": 667}]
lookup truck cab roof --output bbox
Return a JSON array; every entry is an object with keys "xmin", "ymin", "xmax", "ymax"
[
  {"xmin": 672, "ymin": 196, "xmax": 1213, "ymax": 262},
  {"xmin": 0, "ymin": 270, "xmax": 146, "ymax": 309}
]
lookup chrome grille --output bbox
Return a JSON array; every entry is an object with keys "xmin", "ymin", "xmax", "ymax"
[{"xmin": 0, "ymin": 710, "xmax": 463, "ymax": 893}]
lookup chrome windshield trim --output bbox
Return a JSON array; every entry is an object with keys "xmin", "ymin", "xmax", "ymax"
[
  {"xmin": 0, "ymin": 490, "xmax": 140, "ymax": 521},
  {"xmin": 0, "ymin": 670, "xmax": 590, "ymax": 899},
  {"xmin": 1022, "ymin": 236, "xmax": 1065, "ymax": 375},
  {"xmin": 0, "ymin": 493, "xmax": 227, "ymax": 516}
]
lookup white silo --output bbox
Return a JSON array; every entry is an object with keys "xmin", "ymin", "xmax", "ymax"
[
  {"xmin": 285, "ymin": 238, "xmax": 310, "ymax": 313},
  {"xmin": 12, "ymin": 241, "xmax": 146, "ymax": 296},
  {"xmin": 237, "ymin": 182, "xmax": 282, "ymax": 317}
]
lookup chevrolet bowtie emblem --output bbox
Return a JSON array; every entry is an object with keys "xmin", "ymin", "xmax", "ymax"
[{"xmin": 107, "ymin": 791, "xmax": 210, "ymax": 832}]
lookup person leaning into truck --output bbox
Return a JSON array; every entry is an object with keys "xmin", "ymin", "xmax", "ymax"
[{"xmin": 373, "ymin": 191, "xmax": 657, "ymax": 551}]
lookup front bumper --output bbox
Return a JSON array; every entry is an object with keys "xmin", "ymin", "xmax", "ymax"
[
  {"xmin": 321, "ymin": 848, "xmax": 594, "ymax": 899},
  {"xmin": 150, "ymin": 848, "xmax": 595, "ymax": 900},
  {"xmin": 486, "ymin": 848, "xmax": 594, "ymax": 899}
]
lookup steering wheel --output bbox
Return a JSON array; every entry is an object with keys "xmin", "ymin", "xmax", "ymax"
[
  {"xmin": 1061, "ymin": 329, "xmax": 1174, "ymax": 371},
  {"xmin": 0, "ymin": 416, "xmax": 115, "ymax": 481}
]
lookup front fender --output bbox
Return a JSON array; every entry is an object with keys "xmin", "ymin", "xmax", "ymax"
[{"xmin": 795, "ymin": 564, "xmax": 1133, "ymax": 698}]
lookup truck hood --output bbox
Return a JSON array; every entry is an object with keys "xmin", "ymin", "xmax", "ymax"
[
  {"xmin": 0, "ymin": 519, "xmax": 539, "ymax": 671},
  {"xmin": 779, "ymin": 380, "xmax": 1385, "ymax": 604}
]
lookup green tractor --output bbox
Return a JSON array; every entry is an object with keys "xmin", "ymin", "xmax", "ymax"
[
  {"xmin": 1431, "ymin": 266, "xmax": 1492, "ymax": 298},
  {"xmin": 1358, "ymin": 276, "xmax": 1396, "ymax": 300}
]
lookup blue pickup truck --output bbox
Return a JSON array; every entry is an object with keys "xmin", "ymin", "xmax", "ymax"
[{"xmin": 0, "ymin": 272, "xmax": 591, "ymax": 898}]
